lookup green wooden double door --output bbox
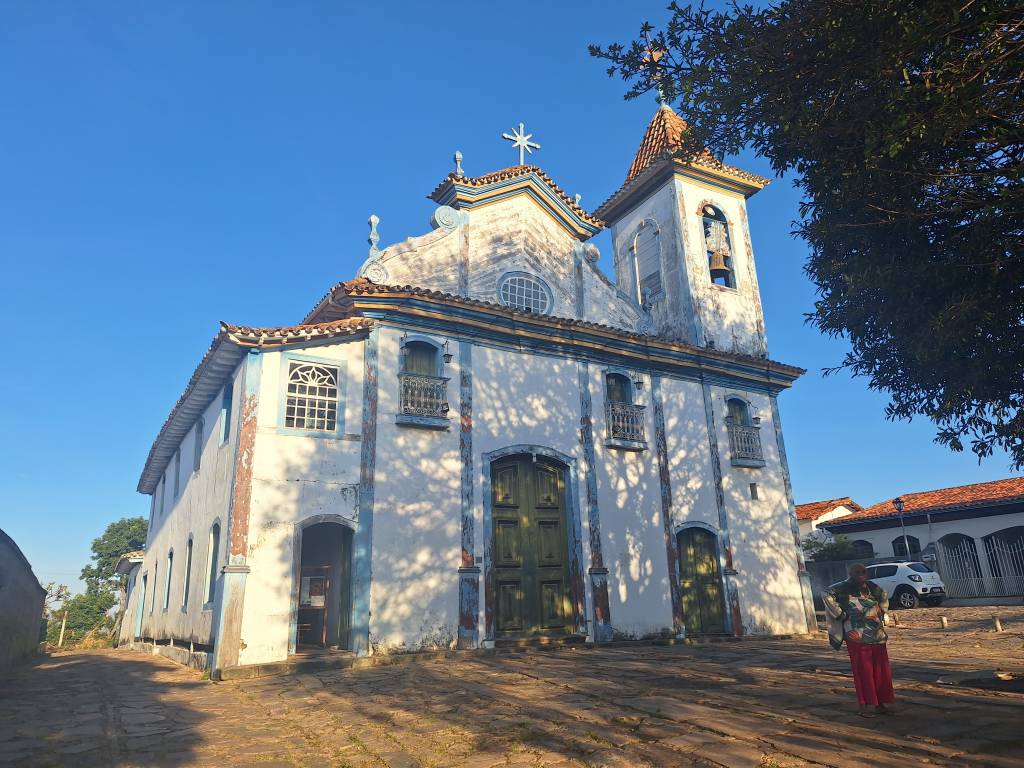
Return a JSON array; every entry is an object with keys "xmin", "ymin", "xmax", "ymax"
[
  {"xmin": 491, "ymin": 456, "xmax": 573, "ymax": 637},
  {"xmin": 677, "ymin": 527, "xmax": 726, "ymax": 634}
]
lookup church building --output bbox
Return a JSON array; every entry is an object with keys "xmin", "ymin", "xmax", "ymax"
[{"xmin": 121, "ymin": 105, "xmax": 817, "ymax": 677}]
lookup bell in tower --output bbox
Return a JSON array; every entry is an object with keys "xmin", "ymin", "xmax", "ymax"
[{"xmin": 709, "ymin": 247, "xmax": 731, "ymax": 283}]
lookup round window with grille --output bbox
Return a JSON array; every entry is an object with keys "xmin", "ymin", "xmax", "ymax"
[{"xmin": 497, "ymin": 273, "xmax": 552, "ymax": 314}]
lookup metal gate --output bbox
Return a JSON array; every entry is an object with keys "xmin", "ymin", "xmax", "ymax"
[
  {"xmin": 936, "ymin": 536, "xmax": 984, "ymax": 598},
  {"xmin": 984, "ymin": 534, "xmax": 1024, "ymax": 596}
]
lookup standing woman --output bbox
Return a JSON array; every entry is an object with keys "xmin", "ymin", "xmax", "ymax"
[{"xmin": 823, "ymin": 563, "xmax": 896, "ymax": 717}]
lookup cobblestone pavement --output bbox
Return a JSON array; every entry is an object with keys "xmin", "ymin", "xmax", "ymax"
[{"xmin": 1, "ymin": 606, "xmax": 1022, "ymax": 768}]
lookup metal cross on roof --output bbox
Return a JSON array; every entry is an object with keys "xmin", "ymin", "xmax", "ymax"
[{"xmin": 502, "ymin": 122, "xmax": 540, "ymax": 166}]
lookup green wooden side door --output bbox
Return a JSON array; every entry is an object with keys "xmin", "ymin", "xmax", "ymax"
[
  {"xmin": 492, "ymin": 456, "xmax": 572, "ymax": 637},
  {"xmin": 677, "ymin": 527, "xmax": 726, "ymax": 634}
]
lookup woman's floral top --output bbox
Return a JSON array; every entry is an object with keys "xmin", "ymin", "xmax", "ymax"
[{"xmin": 822, "ymin": 580, "xmax": 889, "ymax": 647}]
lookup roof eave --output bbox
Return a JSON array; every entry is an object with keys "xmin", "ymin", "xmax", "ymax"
[{"xmin": 595, "ymin": 156, "xmax": 769, "ymax": 224}]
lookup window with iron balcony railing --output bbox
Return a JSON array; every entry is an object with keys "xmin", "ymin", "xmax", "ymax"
[
  {"xmin": 604, "ymin": 372, "xmax": 646, "ymax": 450},
  {"xmin": 398, "ymin": 373, "xmax": 449, "ymax": 423},
  {"xmin": 725, "ymin": 397, "xmax": 765, "ymax": 467},
  {"xmin": 396, "ymin": 339, "xmax": 450, "ymax": 429}
]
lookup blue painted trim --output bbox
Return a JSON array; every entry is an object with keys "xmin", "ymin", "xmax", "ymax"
[
  {"xmin": 458, "ymin": 341, "xmax": 477, "ymax": 648},
  {"xmin": 210, "ymin": 351, "xmax": 259, "ymax": 674},
  {"xmin": 351, "ymin": 329, "xmax": 379, "ymax": 656},
  {"xmin": 276, "ymin": 350, "xmax": 349, "ymax": 439},
  {"xmin": 434, "ymin": 173, "xmax": 601, "ymax": 238},
  {"xmin": 353, "ymin": 297, "xmax": 799, "ymax": 394},
  {"xmin": 219, "ymin": 381, "xmax": 234, "ymax": 446},
  {"xmin": 730, "ymin": 457, "xmax": 767, "ymax": 469},
  {"xmin": 480, "ymin": 444, "xmax": 587, "ymax": 641},
  {"xmin": 604, "ymin": 437, "xmax": 647, "ymax": 452},
  {"xmin": 134, "ymin": 573, "xmax": 147, "ymax": 638},
  {"xmin": 577, "ymin": 362, "xmax": 612, "ymax": 642},
  {"xmin": 395, "ymin": 414, "xmax": 450, "ymax": 430}
]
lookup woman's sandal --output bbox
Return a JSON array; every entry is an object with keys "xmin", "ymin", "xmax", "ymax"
[{"xmin": 858, "ymin": 708, "xmax": 876, "ymax": 718}]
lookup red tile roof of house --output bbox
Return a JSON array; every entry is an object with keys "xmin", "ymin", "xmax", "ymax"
[
  {"xmin": 833, "ymin": 477, "xmax": 1024, "ymax": 524},
  {"xmin": 795, "ymin": 497, "xmax": 862, "ymax": 522}
]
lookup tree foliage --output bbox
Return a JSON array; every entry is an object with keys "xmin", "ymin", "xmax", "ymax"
[
  {"xmin": 591, "ymin": 1, "xmax": 1024, "ymax": 467},
  {"xmin": 802, "ymin": 534, "xmax": 871, "ymax": 563},
  {"xmin": 47, "ymin": 590, "xmax": 116, "ymax": 646},
  {"xmin": 80, "ymin": 516, "xmax": 148, "ymax": 595}
]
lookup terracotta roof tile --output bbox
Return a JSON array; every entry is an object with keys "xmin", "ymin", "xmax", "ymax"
[
  {"xmin": 832, "ymin": 477, "xmax": 1024, "ymax": 524},
  {"xmin": 595, "ymin": 106, "xmax": 771, "ymax": 221},
  {"xmin": 223, "ymin": 317, "xmax": 374, "ymax": 348},
  {"xmin": 626, "ymin": 105, "xmax": 689, "ymax": 183},
  {"xmin": 428, "ymin": 165, "xmax": 604, "ymax": 228},
  {"xmin": 795, "ymin": 497, "xmax": 862, "ymax": 521}
]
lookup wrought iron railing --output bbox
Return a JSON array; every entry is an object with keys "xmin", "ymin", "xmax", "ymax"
[
  {"xmin": 606, "ymin": 401, "xmax": 646, "ymax": 443},
  {"xmin": 400, "ymin": 373, "xmax": 449, "ymax": 418},
  {"xmin": 727, "ymin": 422, "xmax": 763, "ymax": 462}
]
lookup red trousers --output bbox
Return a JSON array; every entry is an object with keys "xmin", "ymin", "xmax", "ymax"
[{"xmin": 846, "ymin": 639, "xmax": 895, "ymax": 706}]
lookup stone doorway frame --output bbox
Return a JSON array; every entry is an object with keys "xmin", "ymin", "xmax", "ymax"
[
  {"xmin": 288, "ymin": 514, "xmax": 357, "ymax": 654},
  {"xmin": 481, "ymin": 445, "xmax": 588, "ymax": 642}
]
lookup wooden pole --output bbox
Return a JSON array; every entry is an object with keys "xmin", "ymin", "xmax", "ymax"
[
  {"xmin": 57, "ymin": 611, "xmax": 68, "ymax": 647},
  {"xmin": 940, "ymin": 616, "xmax": 948, "ymax": 629},
  {"xmin": 994, "ymin": 616, "xmax": 1004, "ymax": 632}
]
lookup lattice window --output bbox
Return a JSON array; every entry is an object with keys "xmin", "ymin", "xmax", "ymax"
[
  {"xmin": 498, "ymin": 274, "xmax": 551, "ymax": 314},
  {"xmin": 285, "ymin": 362, "xmax": 339, "ymax": 432}
]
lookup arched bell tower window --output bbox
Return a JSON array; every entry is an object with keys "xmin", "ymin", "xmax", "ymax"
[
  {"xmin": 702, "ymin": 205, "xmax": 735, "ymax": 288},
  {"xmin": 633, "ymin": 222, "xmax": 662, "ymax": 302}
]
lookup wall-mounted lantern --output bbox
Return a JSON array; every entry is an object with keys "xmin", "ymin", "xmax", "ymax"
[
  {"xmin": 442, "ymin": 340, "xmax": 454, "ymax": 364},
  {"xmin": 633, "ymin": 374, "xmax": 645, "ymax": 391}
]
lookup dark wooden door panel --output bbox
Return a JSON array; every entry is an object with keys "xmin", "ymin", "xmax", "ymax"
[
  {"xmin": 677, "ymin": 527, "xmax": 726, "ymax": 634},
  {"xmin": 492, "ymin": 456, "xmax": 571, "ymax": 637}
]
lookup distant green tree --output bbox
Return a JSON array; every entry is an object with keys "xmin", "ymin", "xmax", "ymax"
[
  {"xmin": 802, "ymin": 535, "xmax": 868, "ymax": 563},
  {"xmin": 42, "ymin": 582, "xmax": 70, "ymax": 618},
  {"xmin": 591, "ymin": 1, "xmax": 1024, "ymax": 467},
  {"xmin": 46, "ymin": 590, "xmax": 116, "ymax": 646},
  {"xmin": 80, "ymin": 517, "xmax": 148, "ymax": 596}
]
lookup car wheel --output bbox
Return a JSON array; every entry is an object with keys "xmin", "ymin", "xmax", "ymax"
[{"xmin": 894, "ymin": 588, "xmax": 919, "ymax": 610}]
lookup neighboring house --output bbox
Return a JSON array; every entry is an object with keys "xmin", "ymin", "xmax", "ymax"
[
  {"xmin": 123, "ymin": 104, "xmax": 817, "ymax": 679},
  {"xmin": 795, "ymin": 497, "xmax": 863, "ymax": 541},
  {"xmin": 115, "ymin": 550, "xmax": 144, "ymax": 646},
  {"xmin": 821, "ymin": 477, "xmax": 1024, "ymax": 599},
  {"xmin": 0, "ymin": 528, "xmax": 46, "ymax": 672}
]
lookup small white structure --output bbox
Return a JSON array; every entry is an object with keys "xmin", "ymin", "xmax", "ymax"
[
  {"xmin": 795, "ymin": 497, "xmax": 863, "ymax": 541},
  {"xmin": 821, "ymin": 478, "xmax": 1024, "ymax": 598},
  {"xmin": 123, "ymin": 106, "xmax": 816, "ymax": 678}
]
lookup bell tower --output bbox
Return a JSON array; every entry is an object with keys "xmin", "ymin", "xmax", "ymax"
[{"xmin": 594, "ymin": 105, "xmax": 771, "ymax": 358}]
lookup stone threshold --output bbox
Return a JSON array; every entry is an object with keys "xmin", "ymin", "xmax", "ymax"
[{"xmin": 211, "ymin": 633, "xmax": 816, "ymax": 682}]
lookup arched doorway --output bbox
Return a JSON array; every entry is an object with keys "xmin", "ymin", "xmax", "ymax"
[
  {"xmin": 490, "ymin": 454, "xmax": 573, "ymax": 638},
  {"xmin": 295, "ymin": 521, "xmax": 353, "ymax": 649},
  {"xmin": 677, "ymin": 527, "xmax": 726, "ymax": 634}
]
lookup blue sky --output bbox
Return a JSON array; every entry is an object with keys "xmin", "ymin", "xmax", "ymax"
[{"xmin": 1, "ymin": 1, "xmax": 1016, "ymax": 592}]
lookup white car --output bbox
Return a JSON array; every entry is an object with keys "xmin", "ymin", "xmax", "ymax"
[{"xmin": 865, "ymin": 561, "xmax": 946, "ymax": 609}]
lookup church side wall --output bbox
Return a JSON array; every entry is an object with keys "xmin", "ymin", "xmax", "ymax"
[
  {"xmin": 588, "ymin": 369, "xmax": 676, "ymax": 638},
  {"xmin": 132, "ymin": 364, "xmax": 243, "ymax": 647},
  {"xmin": 236, "ymin": 340, "xmax": 365, "ymax": 667},
  {"xmin": 368, "ymin": 328, "xmax": 463, "ymax": 651},
  {"xmin": 707, "ymin": 385, "xmax": 806, "ymax": 634}
]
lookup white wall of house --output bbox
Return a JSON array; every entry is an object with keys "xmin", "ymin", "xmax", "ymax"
[
  {"xmin": 798, "ymin": 504, "xmax": 858, "ymax": 539},
  {"xmin": 829, "ymin": 512, "xmax": 1024, "ymax": 564},
  {"xmin": 127, "ymin": 363, "xmax": 243, "ymax": 647},
  {"xmin": 236, "ymin": 340, "xmax": 365, "ymax": 667}
]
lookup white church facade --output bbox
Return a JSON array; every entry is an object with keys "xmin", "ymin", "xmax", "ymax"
[{"xmin": 121, "ymin": 106, "xmax": 816, "ymax": 677}]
